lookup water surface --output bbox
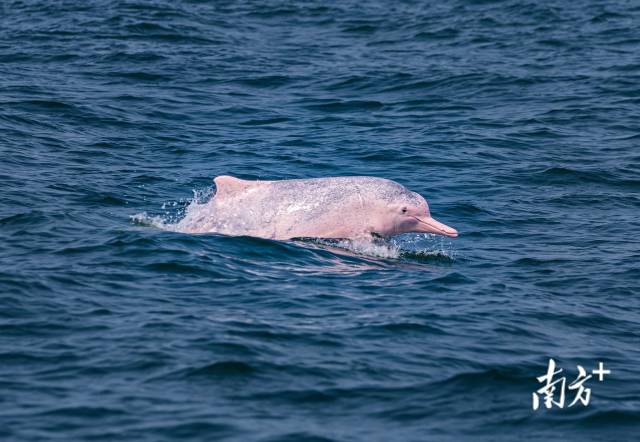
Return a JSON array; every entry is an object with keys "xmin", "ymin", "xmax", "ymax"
[{"xmin": 1, "ymin": 0, "xmax": 639, "ymax": 440}]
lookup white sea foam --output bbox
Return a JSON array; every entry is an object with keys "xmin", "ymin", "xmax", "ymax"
[
  {"xmin": 332, "ymin": 238, "xmax": 402, "ymax": 259},
  {"xmin": 130, "ymin": 211, "xmax": 172, "ymax": 229}
]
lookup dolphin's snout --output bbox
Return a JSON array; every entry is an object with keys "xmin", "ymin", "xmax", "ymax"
[{"xmin": 414, "ymin": 216, "xmax": 458, "ymax": 238}]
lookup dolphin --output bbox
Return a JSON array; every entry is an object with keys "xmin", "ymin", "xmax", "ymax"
[{"xmin": 175, "ymin": 175, "xmax": 458, "ymax": 240}]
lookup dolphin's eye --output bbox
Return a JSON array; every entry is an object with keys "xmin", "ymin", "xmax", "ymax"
[{"xmin": 401, "ymin": 207, "xmax": 407, "ymax": 214}]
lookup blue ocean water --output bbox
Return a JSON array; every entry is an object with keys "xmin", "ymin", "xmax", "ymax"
[{"xmin": 1, "ymin": 0, "xmax": 639, "ymax": 440}]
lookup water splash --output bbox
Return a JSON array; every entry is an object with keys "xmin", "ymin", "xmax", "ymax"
[
  {"xmin": 308, "ymin": 233, "xmax": 456, "ymax": 261},
  {"xmin": 311, "ymin": 237, "xmax": 402, "ymax": 259},
  {"xmin": 131, "ymin": 187, "xmax": 213, "ymax": 232},
  {"xmin": 392, "ymin": 233, "xmax": 458, "ymax": 261}
]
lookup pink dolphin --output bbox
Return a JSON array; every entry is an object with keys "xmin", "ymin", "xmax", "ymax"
[{"xmin": 176, "ymin": 175, "xmax": 458, "ymax": 240}]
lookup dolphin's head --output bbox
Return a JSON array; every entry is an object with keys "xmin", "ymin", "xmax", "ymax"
[{"xmin": 368, "ymin": 180, "xmax": 458, "ymax": 238}]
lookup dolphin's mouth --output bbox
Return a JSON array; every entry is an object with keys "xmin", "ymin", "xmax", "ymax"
[{"xmin": 413, "ymin": 216, "xmax": 458, "ymax": 238}]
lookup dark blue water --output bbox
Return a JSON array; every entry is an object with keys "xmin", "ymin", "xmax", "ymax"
[{"xmin": 1, "ymin": 1, "xmax": 639, "ymax": 440}]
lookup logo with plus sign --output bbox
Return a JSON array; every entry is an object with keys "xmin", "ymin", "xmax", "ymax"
[{"xmin": 533, "ymin": 360, "xmax": 611, "ymax": 410}]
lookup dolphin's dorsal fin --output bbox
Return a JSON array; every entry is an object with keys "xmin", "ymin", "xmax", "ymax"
[{"xmin": 213, "ymin": 175, "xmax": 261, "ymax": 199}]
